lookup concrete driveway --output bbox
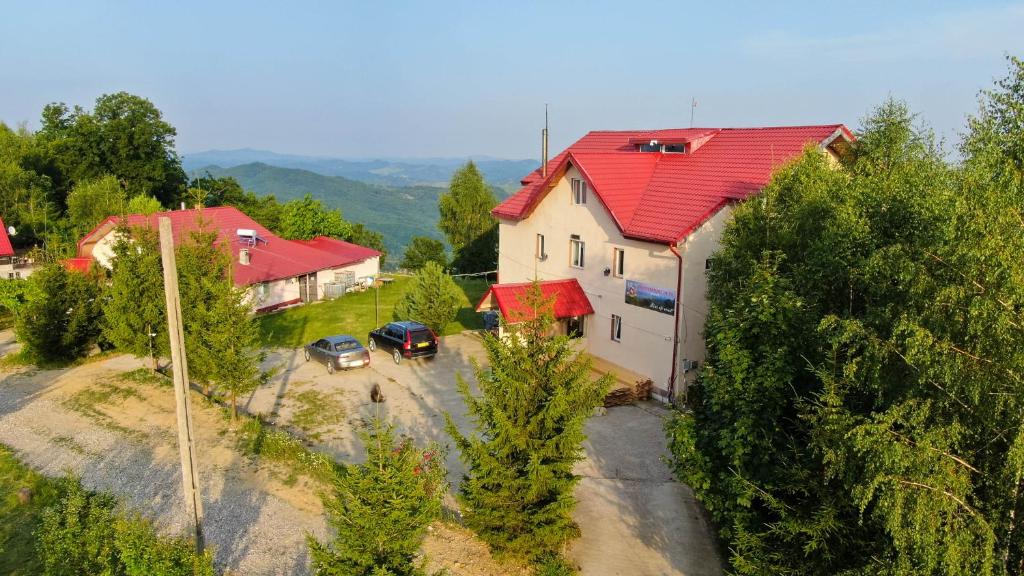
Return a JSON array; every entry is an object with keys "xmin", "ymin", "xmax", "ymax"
[{"xmin": 250, "ymin": 333, "xmax": 722, "ymax": 576}]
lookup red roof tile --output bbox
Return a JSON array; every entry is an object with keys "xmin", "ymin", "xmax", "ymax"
[
  {"xmin": 495, "ymin": 125, "xmax": 852, "ymax": 244},
  {"xmin": 0, "ymin": 217, "xmax": 14, "ymax": 257},
  {"xmin": 62, "ymin": 257, "xmax": 94, "ymax": 273},
  {"xmin": 476, "ymin": 279, "xmax": 594, "ymax": 322},
  {"xmin": 79, "ymin": 207, "xmax": 380, "ymax": 286}
]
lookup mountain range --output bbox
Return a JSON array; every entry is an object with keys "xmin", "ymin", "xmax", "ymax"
[
  {"xmin": 183, "ymin": 148, "xmax": 536, "ymax": 193},
  {"xmin": 185, "ymin": 149, "xmax": 536, "ymax": 258}
]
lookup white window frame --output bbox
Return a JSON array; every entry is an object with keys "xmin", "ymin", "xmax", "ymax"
[
  {"xmin": 536, "ymin": 233, "xmax": 546, "ymax": 260},
  {"xmin": 613, "ymin": 248, "xmax": 625, "ymax": 278},
  {"xmin": 611, "ymin": 314, "xmax": 622, "ymax": 342},
  {"xmin": 570, "ymin": 235, "xmax": 585, "ymax": 268},
  {"xmin": 571, "ymin": 178, "xmax": 588, "ymax": 205}
]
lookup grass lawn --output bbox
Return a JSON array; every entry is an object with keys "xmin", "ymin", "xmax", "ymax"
[
  {"xmin": 257, "ymin": 276, "xmax": 491, "ymax": 348},
  {"xmin": 0, "ymin": 445, "xmax": 62, "ymax": 575}
]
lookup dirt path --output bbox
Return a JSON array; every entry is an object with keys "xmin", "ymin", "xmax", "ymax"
[{"xmin": 0, "ymin": 332, "xmax": 524, "ymax": 576}]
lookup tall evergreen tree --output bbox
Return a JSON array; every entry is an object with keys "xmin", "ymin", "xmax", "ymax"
[
  {"xmin": 446, "ymin": 284, "xmax": 611, "ymax": 569},
  {"xmin": 175, "ymin": 224, "xmax": 263, "ymax": 417},
  {"xmin": 308, "ymin": 419, "xmax": 446, "ymax": 576},
  {"xmin": 102, "ymin": 225, "xmax": 167, "ymax": 370},
  {"xmin": 437, "ymin": 161, "xmax": 497, "ymax": 273}
]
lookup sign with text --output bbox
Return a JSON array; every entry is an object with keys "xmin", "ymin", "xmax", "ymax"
[{"xmin": 624, "ymin": 279, "xmax": 676, "ymax": 315}]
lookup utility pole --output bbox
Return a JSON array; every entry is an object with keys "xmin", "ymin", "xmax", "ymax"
[{"xmin": 158, "ymin": 217, "xmax": 205, "ymax": 553}]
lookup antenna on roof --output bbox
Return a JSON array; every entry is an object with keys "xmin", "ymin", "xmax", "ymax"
[
  {"xmin": 690, "ymin": 97, "xmax": 698, "ymax": 128},
  {"xmin": 541, "ymin": 104, "xmax": 549, "ymax": 178}
]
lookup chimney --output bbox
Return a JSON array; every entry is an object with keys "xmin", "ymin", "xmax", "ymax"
[
  {"xmin": 239, "ymin": 248, "xmax": 251, "ymax": 265},
  {"xmin": 541, "ymin": 104, "xmax": 549, "ymax": 178}
]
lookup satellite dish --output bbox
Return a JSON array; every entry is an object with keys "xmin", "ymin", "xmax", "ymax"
[{"xmin": 7, "ymin": 226, "xmax": 15, "ymax": 236}]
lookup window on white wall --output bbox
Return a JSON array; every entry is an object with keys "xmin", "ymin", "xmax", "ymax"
[
  {"xmin": 613, "ymin": 248, "xmax": 625, "ymax": 277},
  {"xmin": 536, "ymin": 233, "xmax": 546, "ymax": 260},
  {"xmin": 571, "ymin": 178, "xmax": 588, "ymax": 205},
  {"xmin": 611, "ymin": 314, "xmax": 622, "ymax": 341},
  {"xmin": 570, "ymin": 235, "xmax": 585, "ymax": 268}
]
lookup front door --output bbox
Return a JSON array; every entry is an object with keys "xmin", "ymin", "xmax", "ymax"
[{"xmin": 299, "ymin": 273, "xmax": 318, "ymax": 303}]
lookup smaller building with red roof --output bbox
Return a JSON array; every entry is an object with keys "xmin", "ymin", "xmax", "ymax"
[
  {"xmin": 481, "ymin": 125, "xmax": 853, "ymax": 401},
  {"xmin": 0, "ymin": 216, "xmax": 37, "ymax": 280},
  {"xmin": 76, "ymin": 206, "xmax": 380, "ymax": 312}
]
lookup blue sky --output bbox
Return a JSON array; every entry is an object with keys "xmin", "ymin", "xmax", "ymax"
[{"xmin": 2, "ymin": 1, "xmax": 1023, "ymax": 159}]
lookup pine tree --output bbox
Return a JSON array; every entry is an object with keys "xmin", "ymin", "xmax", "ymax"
[
  {"xmin": 102, "ymin": 225, "xmax": 167, "ymax": 370},
  {"xmin": 175, "ymin": 224, "xmax": 263, "ymax": 417},
  {"xmin": 308, "ymin": 418, "xmax": 446, "ymax": 576},
  {"xmin": 393, "ymin": 261, "xmax": 460, "ymax": 334},
  {"xmin": 16, "ymin": 263, "xmax": 103, "ymax": 363},
  {"xmin": 438, "ymin": 161, "xmax": 497, "ymax": 273},
  {"xmin": 446, "ymin": 283, "xmax": 612, "ymax": 569}
]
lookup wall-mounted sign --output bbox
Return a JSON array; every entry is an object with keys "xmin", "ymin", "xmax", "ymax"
[{"xmin": 625, "ymin": 279, "xmax": 676, "ymax": 315}]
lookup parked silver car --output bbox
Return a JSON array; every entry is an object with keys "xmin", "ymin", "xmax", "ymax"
[{"xmin": 303, "ymin": 335, "xmax": 370, "ymax": 374}]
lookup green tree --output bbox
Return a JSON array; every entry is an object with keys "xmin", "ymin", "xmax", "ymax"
[
  {"xmin": 279, "ymin": 193, "xmax": 350, "ymax": 240},
  {"xmin": 400, "ymin": 236, "xmax": 446, "ymax": 271},
  {"xmin": 393, "ymin": 262, "xmax": 460, "ymax": 334},
  {"xmin": 346, "ymin": 223, "xmax": 387, "ymax": 269},
  {"xmin": 438, "ymin": 161, "xmax": 497, "ymax": 273},
  {"xmin": 669, "ymin": 87, "xmax": 1024, "ymax": 576},
  {"xmin": 102, "ymin": 226, "xmax": 167, "ymax": 370},
  {"xmin": 446, "ymin": 284, "xmax": 611, "ymax": 569},
  {"xmin": 308, "ymin": 419, "xmax": 446, "ymax": 576},
  {"xmin": 15, "ymin": 263, "xmax": 103, "ymax": 363},
  {"xmin": 38, "ymin": 92, "xmax": 187, "ymax": 207},
  {"xmin": 126, "ymin": 195, "xmax": 162, "ymax": 215},
  {"xmin": 66, "ymin": 175, "xmax": 127, "ymax": 234},
  {"xmin": 176, "ymin": 226, "xmax": 263, "ymax": 418},
  {"xmin": 0, "ymin": 122, "xmax": 59, "ymax": 245}
]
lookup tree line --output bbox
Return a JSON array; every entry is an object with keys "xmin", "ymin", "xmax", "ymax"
[
  {"xmin": 0, "ymin": 92, "xmax": 385, "ymax": 264},
  {"xmin": 668, "ymin": 56, "xmax": 1024, "ymax": 575}
]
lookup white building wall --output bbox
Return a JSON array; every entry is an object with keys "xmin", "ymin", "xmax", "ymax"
[
  {"xmin": 316, "ymin": 256, "xmax": 380, "ymax": 297},
  {"xmin": 498, "ymin": 165, "xmax": 680, "ymax": 392}
]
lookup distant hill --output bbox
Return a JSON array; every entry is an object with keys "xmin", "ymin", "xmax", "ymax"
[
  {"xmin": 197, "ymin": 163, "xmax": 448, "ymax": 257},
  {"xmin": 183, "ymin": 148, "xmax": 536, "ymax": 195}
]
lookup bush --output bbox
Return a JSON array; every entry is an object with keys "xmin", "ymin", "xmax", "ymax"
[
  {"xmin": 393, "ymin": 261, "xmax": 460, "ymax": 334},
  {"xmin": 37, "ymin": 474, "xmax": 214, "ymax": 576},
  {"xmin": 307, "ymin": 419, "xmax": 446, "ymax": 576},
  {"xmin": 15, "ymin": 263, "xmax": 103, "ymax": 363}
]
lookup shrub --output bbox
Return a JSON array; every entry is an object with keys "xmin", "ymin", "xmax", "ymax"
[
  {"xmin": 393, "ymin": 261, "xmax": 460, "ymax": 334},
  {"xmin": 15, "ymin": 263, "xmax": 103, "ymax": 363},
  {"xmin": 37, "ymin": 474, "xmax": 214, "ymax": 576},
  {"xmin": 308, "ymin": 418, "xmax": 446, "ymax": 576}
]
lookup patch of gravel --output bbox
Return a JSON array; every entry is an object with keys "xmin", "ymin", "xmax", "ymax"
[{"xmin": 0, "ymin": 367, "xmax": 327, "ymax": 575}]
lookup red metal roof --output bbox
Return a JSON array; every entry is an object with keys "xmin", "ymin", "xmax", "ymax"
[
  {"xmin": 495, "ymin": 125, "xmax": 853, "ymax": 244},
  {"xmin": 475, "ymin": 279, "xmax": 594, "ymax": 322},
  {"xmin": 62, "ymin": 257, "xmax": 93, "ymax": 273},
  {"xmin": 78, "ymin": 206, "xmax": 381, "ymax": 286},
  {"xmin": 0, "ymin": 217, "xmax": 14, "ymax": 257}
]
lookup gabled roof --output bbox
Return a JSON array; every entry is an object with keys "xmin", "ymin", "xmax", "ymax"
[
  {"xmin": 495, "ymin": 125, "xmax": 853, "ymax": 244},
  {"xmin": 78, "ymin": 206, "xmax": 380, "ymax": 286},
  {"xmin": 0, "ymin": 217, "xmax": 14, "ymax": 257},
  {"xmin": 476, "ymin": 279, "xmax": 594, "ymax": 322}
]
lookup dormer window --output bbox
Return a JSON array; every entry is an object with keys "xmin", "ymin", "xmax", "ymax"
[
  {"xmin": 571, "ymin": 178, "xmax": 588, "ymax": 205},
  {"xmin": 636, "ymin": 141, "xmax": 686, "ymax": 153}
]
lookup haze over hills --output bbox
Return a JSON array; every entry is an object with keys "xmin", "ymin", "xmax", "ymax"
[
  {"xmin": 189, "ymin": 151, "xmax": 536, "ymax": 259},
  {"xmin": 183, "ymin": 148, "xmax": 537, "ymax": 194},
  {"xmin": 194, "ymin": 163, "xmax": 447, "ymax": 258}
]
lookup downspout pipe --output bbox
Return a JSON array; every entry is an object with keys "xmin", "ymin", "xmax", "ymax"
[{"xmin": 668, "ymin": 243, "xmax": 684, "ymax": 402}]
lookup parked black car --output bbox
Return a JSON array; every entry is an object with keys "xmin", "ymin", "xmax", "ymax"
[
  {"xmin": 303, "ymin": 335, "xmax": 370, "ymax": 374},
  {"xmin": 367, "ymin": 321, "xmax": 438, "ymax": 364}
]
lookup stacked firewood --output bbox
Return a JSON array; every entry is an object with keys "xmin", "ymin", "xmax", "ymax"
[
  {"xmin": 603, "ymin": 378, "xmax": 655, "ymax": 407},
  {"xmin": 603, "ymin": 385, "xmax": 635, "ymax": 407}
]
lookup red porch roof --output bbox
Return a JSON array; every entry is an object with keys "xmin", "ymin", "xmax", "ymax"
[{"xmin": 476, "ymin": 279, "xmax": 594, "ymax": 322}]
